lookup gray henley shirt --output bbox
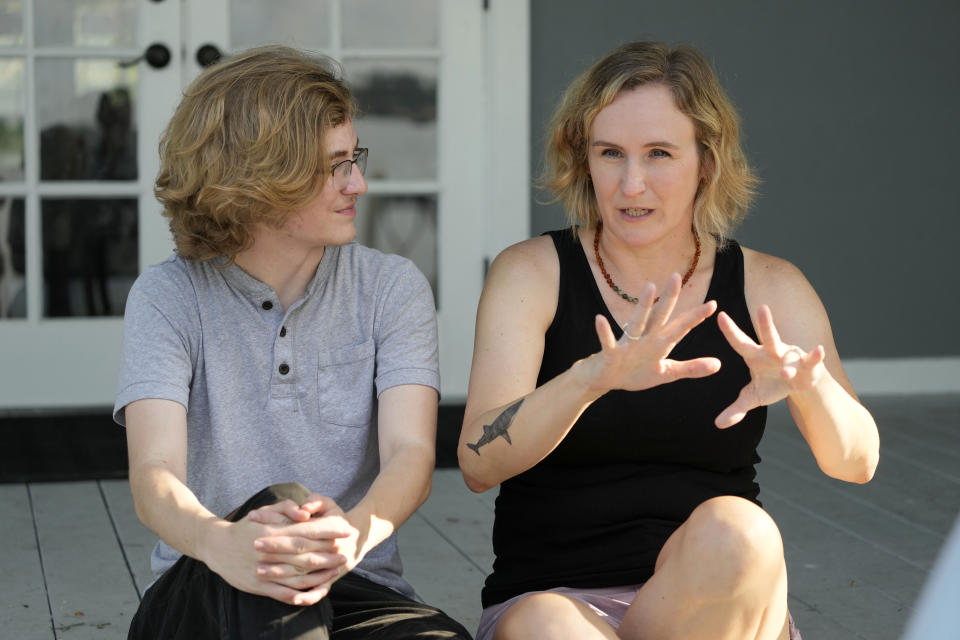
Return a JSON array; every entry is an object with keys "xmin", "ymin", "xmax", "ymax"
[{"xmin": 114, "ymin": 243, "xmax": 440, "ymax": 599}]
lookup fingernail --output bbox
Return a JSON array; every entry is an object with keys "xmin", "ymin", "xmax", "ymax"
[{"xmin": 254, "ymin": 540, "xmax": 265, "ymax": 550}]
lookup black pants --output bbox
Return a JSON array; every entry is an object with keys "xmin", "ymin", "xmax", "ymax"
[{"xmin": 128, "ymin": 483, "xmax": 473, "ymax": 639}]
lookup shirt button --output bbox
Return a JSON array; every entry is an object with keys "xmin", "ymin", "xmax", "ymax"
[
  {"xmin": 261, "ymin": 300, "xmax": 273, "ymax": 310},
  {"xmin": 279, "ymin": 326, "xmax": 287, "ymax": 337},
  {"xmin": 278, "ymin": 363, "xmax": 290, "ymax": 375}
]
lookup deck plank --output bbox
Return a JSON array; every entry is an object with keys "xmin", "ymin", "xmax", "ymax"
[
  {"xmin": 0, "ymin": 484, "xmax": 53, "ymax": 640},
  {"xmin": 31, "ymin": 482, "xmax": 140, "ymax": 639},
  {"xmin": 756, "ymin": 402, "xmax": 948, "ymax": 639},
  {"xmin": 398, "ymin": 510, "xmax": 486, "ymax": 633},
  {"xmin": 416, "ymin": 469, "xmax": 496, "ymax": 575},
  {"xmin": 99, "ymin": 479, "xmax": 157, "ymax": 597}
]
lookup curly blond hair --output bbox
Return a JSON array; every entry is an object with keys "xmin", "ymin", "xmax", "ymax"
[
  {"xmin": 155, "ymin": 45, "xmax": 357, "ymax": 261},
  {"xmin": 542, "ymin": 42, "xmax": 758, "ymax": 242}
]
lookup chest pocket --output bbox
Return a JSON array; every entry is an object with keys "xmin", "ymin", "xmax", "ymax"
[{"xmin": 317, "ymin": 339, "xmax": 376, "ymax": 427}]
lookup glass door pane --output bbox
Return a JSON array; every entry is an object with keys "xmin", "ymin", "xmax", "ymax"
[
  {"xmin": 36, "ymin": 60, "xmax": 137, "ymax": 181},
  {"xmin": 0, "ymin": 57, "xmax": 24, "ymax": 180},
  {"xmin": 0, "ymin": 196, "xmax": 25, "ymax": 318},
  {"xmin": 41, "ymin": 197, "xmax": 137, "ymax": 317},
  {"xmin": 342, "ymin": 0, "xmax": 438, "ymax": 48},
  {"xmin": 0, "ymin": 1, "xmax": 24, "ymax": 46},
  {"xmin": 35, "ymin": 0, "xmax": 137, "ymax": 48},
  {"xmin": 344, "ymin": 59, "xmax": 437, "ymax": 181},
  {"xmin": 230, "ymin": 0, "xmax": 331, "ymax": 49}
]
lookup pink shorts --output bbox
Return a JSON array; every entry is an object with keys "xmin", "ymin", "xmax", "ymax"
[
  {"xmin": 475, "ymin": 585, "xmax": 642, "ymax": 640},
  {"xmin": 475, "ymin": 585, "xmax": 802, "ymax": 640}
]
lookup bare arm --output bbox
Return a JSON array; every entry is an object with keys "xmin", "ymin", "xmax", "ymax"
[
  {"xmin": 722, "ymin": 249, "xmax": 879, "ymax": 483},
  {"xmin": 346, "ymin": 383, "xmax": 439, "ymax": 560},
  {"xmin": 459, "ymin": 238, "xmax": 721, "ymax": 492},
  {"xmin": 125, "ymin": 398, "xmax": 349, "ymax": 606}
]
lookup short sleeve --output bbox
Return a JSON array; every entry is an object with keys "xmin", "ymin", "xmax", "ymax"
[
  {"xmin": 113, "ymin": 262, "xmax": 198, "ymax": 426},
  {"xmin": 372, "ymin": 259, "xmax": 440, "ymax": 397}
]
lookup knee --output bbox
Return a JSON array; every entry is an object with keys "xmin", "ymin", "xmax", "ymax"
[
  {"xmin": 495, "ymin": 594, "xmax": 585, "ymax": 640},
  {"xmin": 684, "ymin": 496, "xmax": 785, "ymax": 584},
  {"xmin": 265, "ymin": 481, "xmax": 311, "ymax": 503}
]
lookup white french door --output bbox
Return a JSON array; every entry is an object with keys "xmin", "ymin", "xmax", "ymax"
[
  {"xmin": 0, "ymin": 0, "xmax": 179, "ymax": 409},
  {"xmin": 0, "ymin": 0, "xmax": 528, "ymax": 409}
]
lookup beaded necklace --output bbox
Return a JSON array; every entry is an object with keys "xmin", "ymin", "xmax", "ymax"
[{"xmin": 593, "ymin": 221, "xmax": 701, "ymax": 304}]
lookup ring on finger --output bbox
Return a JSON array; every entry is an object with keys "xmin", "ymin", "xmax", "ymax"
[{"xmin": 622, "ymin": 323, "xmax": 641, "ymax": 341}]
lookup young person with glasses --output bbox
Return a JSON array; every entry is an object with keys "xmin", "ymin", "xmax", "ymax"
[{"xmin": 115, "ymin": 45, "xmax": 470, "ymax": 640}]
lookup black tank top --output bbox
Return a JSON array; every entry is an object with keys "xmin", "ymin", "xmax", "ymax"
[{"xmin": 481, "ymin": 229, "xmax": 767, "ymax": 608}]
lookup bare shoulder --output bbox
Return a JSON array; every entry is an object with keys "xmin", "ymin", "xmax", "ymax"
[
  {"xmin": 488, "ymin": 234, "xmax": 559, "ymax": 284},
  {"xmin": 740, "ymin": 245, "xmax": 836, "ymax": 353},
  {"xmin": 741, "ymin": 245, "xmax": 820, "ymax": 312},
  {"xmin": 482, "ymin": 235, "xmax": 559, "ymax": 321}
]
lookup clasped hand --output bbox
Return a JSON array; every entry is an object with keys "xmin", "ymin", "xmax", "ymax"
[
  {"xmin": 586, "ymin": 273, "xmax": 827, "ymax": 427},
  {"xmin": 207, "ymin": 494, "xmax": 360, "ymax": 606}
]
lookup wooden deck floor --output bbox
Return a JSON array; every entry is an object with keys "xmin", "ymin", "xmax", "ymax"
[{"xmin": 2, "ymin": 394, "xmax": 958, "ymax": 639}]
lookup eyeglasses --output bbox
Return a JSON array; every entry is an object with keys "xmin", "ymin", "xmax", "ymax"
[{"xmin": 329, "ymin": 147, "xmax": 368, "ymax": 190}]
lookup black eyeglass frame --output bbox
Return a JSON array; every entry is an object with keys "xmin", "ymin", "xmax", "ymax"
[{"xmin": 329, "ymin": 147, "xmax": 369, "ymax": 188}]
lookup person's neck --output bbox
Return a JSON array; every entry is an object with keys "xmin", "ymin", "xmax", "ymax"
[
  {"xmin": 234, "ymin": 232, "xmax": 325, "ymax": 311},
  {"xmin": 591, "ymin": 223, "xmax": 699, "ymax": 284}
]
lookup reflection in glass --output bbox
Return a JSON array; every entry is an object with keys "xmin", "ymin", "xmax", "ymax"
[
  {"xmin": 343, "ymin": 0, "xmax": 438, "ymax": 49},
  {"xmin": 0, "ymin": 1, "xmax": 23, "ymax": 46},
  {"xmin": 35, "ymin": 0, "xmax": 137, "ymax": 48},
  {"xmin": 356, "ymin": 195, "xmax": 437, "ymax": 304},
  {"xmin": 0, "ymin": 58, "xmax": 24, "ymax": 180},
  {"xmin": 345, "ymin": 59, "xmax": 437, "ymax": 181},
  {"xmin": 230, "ymin": 0, "xmax": 331, "ymax": 49},
  {"xmin": 0, "ymin": 196, "xmax": 25, "ymax": 318},
  {"xmin": 36, "ymin": 59, "xmax": 137, "ymax": 181},
  {"xmin": 42, "ymin": 198, "xmax": 137, "ymax": 317}
]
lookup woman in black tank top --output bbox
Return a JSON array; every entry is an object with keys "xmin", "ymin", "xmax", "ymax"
[{"xmin": 459, "ymin": 42, "xmax": 878, "ymax": 640}]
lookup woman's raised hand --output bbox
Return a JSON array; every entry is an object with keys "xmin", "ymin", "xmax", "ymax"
[
  {"xmin": 584, "ymin": 273, "xmax": 721, "ymax": 394},
  {"xmin": 715, "ymin": 304, "xmax": 828, "ymax": 428}
]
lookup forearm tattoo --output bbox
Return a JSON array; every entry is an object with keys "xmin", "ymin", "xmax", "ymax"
[{"xmin": 466, "ymin": 398, "xmax": 524, "ymax": 455}]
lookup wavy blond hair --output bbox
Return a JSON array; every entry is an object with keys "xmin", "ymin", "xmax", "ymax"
[
  {"xmin": 156, "ymin": 45, "xmax": 357, "ymax": 261},
  {"xmin": 542, "ymin": 42, "xmax": 758, "ymax": 242}
]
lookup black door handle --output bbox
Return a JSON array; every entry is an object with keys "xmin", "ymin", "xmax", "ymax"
[
  {"xmin": 118, "ymin": 43, "xmax": 171, "ymax": 69},
  {"xmin": 196, "ymin": 44, "xmax": 223, "ymax": 68}
]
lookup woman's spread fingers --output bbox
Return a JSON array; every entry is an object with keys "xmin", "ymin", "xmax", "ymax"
[
  {"xmin": 663, "ymin": 357, "xmax": 721, "ymax": 382},
  {"xmin": 807, "ymin": 344, "xmax": 826, "ymax": 367},
  {"xmin": 595, "ymin": 314, "xmax": 618, "ymax": 351},
  {"xmin": 622, "ymin": 282, "xmax": 657, "ymax": 338},
  {"xmin": 715, "ymin": 402, "xmax": 748, "ymax": 429},
  {"xmin": 716, "ymin": 310, "xmax": 760, "ymax": 357},
  {"xmin": 647, "ymin": 273, "xmax": 682, "ymax": 327},
  {"xmin": 756, "ymin": 304, "xmax": 784, "ymax": 347},
  {"xmin": 715, "ymin": 385, "xmax": 758, "ymax": 428},
  {"xmin": 662, "ymin": 300, "xmax": 717, "ymax": 344}
]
